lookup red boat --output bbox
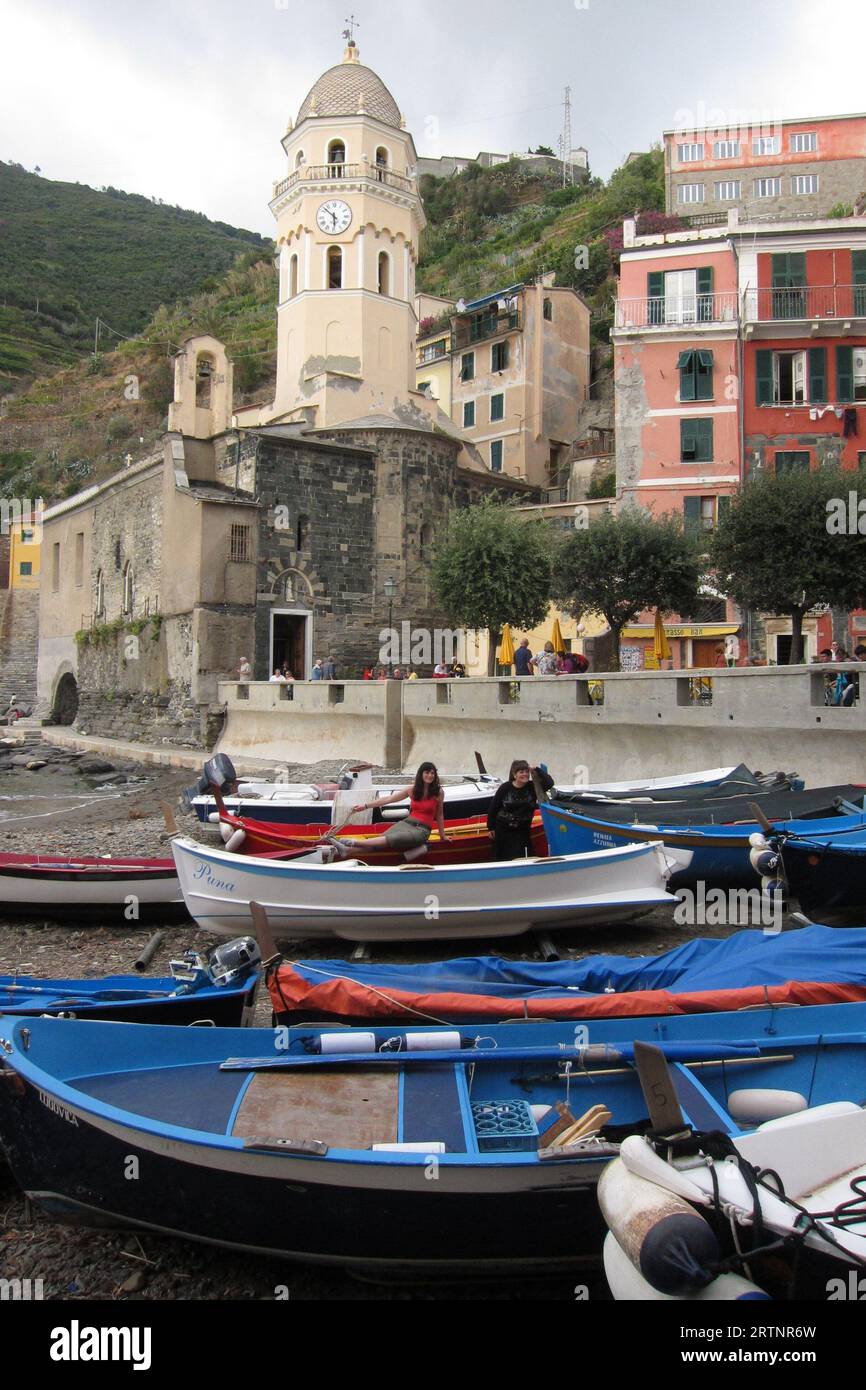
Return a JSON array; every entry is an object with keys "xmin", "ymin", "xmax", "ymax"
[{"xmin": 209, "ymin": 791, "xmax": 548, "ymax": 866}]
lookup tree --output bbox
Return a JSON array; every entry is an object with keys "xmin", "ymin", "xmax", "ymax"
[
  {"xmin": 533, "ymin": 145, "xmax": 556, "ymax": 157},
  {"xmin": 552, "ymin": 509, "xmax": 701, "ymax": 669},
  {"xmin": 431, "ymin": 500, "xmax": 552, "ymax": 674},
  {"xmin": 711, "ymin": 468, "xmax": 866, "ymax": 663}
]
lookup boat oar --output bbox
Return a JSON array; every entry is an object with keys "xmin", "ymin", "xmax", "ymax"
[
  {"xmin": 475, "ymin": 750, "xmax": 488, "ymax": 777},
  {"xmin": 748, "ymin": 800, "xmax": 775, "ymax": 837},
  {"xmin": 220, "ymin": 1040, "xmax": 764, "ymax": 1072}
]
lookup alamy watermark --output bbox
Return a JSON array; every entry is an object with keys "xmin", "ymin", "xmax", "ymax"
[
  {"xmin": 827, "ymin": 492, "xmax": 866, "ymax": 535},
  {"xmin": 674, "ymin": 883, "xmax": 783, "ymax": 934},
  {"xmin": 0, "ymin": 497, "xmax": 43, "ymax": 543},
  {"xmin": 378, "ymin": 622, "xmax": 466, "ymax": 668}
]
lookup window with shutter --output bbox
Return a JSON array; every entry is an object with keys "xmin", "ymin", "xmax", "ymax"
[
  {"xmin": 775, "ymin": 451, "xmax": 810, "ymax": 473},
  {"xmin": 696, "ymin": 267, "xmax": 714, "ymax": 322},
  {"xmin": 460, "ymin": 352, "xmax": 475, "ymax": 382},
  {"xmin": 683, "ymin": 496, "xmax": 701, "ymax": 533},
  {"xmin": 755, "ymin": 349, "xmax": 773, "ymax": 405},
  {"xmin": 771, "ymin": 254, "xmax": 805, "ymax": 319},
  {"xmin": 647, "ymin": 271, "xmax": 664, "ymax": 325},
  {"xmin": 681, "ymin": 418, "xmax": 713, "ymax": 463},
  {"xmin": 853, "ymin": 252, "xmax": 866, "ymax": 317},
  {"xmin": 808, "ymin": 347, "xmax": 827, "ymax": 404},
  {"xmin": 463, "ymin": 401, "xmax": 475, "ymax": 428},
  {"xmin": 678, "ymin": 350, "xmax": 713, "ymax": 402}
]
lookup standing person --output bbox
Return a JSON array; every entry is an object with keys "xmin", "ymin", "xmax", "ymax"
[
  {"xmin": 514, "ymin": 638, "xmax": 535, "ymax": 676},
  {"xmin": 487, "ymin": 761, "xmax": 555, "ymax": 861},
  {"xmin": 311, "ymin": 660, "xmax": 324, "ymax": 681},
  {"xmin": 362, "ymin": 666, "xmax": 374, "ymax": 680},
  {"xmin": 433, "ymin": 661, "xmax": 450, "ymax": 678},
  {"xmin": 337, "ymin": 763, "xmax": 450, "ymax": 854},
  {"xmin": 392, "ymin": 666, "xmax": 405, "ymax": 680},
  {"xmin": 535, "ymin": 642, "xmax": 558, "ymax": 676},
  {"xmin": 237, "ymin": 656, "xmax": 252, "ymax": 683},
  {"xmin": 269, "ymin": 668, "xmax": 287, "ymax": 683},
  {"xmin": 323, "ymin": 655, "xmax": 337, "ymax": 680}
]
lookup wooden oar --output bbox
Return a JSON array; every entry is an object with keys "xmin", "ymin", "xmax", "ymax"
[
  {"xmin": 249, "ymin": 901, "xmax": 282, "ymax": 970},
  {"xmin": 220, "ymin": 1040, "xmax": 765, "ymax": 1072}
]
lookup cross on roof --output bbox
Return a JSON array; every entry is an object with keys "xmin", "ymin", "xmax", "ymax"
[{"xmin": 343, "ymin": 14, "xmax": 360, "ymax": 41}]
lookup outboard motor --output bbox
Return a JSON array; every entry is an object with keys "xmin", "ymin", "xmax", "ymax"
[
  {"xmin": 181, "ymin": 754, "xmax": 239, "ymax": 812},
  {"xmin": 169, "ymin": 936, "xmax": 261, "ymax": 992}
]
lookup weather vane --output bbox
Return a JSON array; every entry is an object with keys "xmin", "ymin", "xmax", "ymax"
[{"xmin": 343, "ymin": 14, "xmax": 360, "ymax": 42}]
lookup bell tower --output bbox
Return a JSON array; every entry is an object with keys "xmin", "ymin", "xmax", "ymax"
[{"xmin": 263, "ymin": 41, "xmax": 426, "ymax": 427}]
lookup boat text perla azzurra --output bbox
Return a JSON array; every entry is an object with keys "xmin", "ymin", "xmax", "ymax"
[{"xmin": 170, "ymin": 835, "xmax": 685, "ymax": 942}]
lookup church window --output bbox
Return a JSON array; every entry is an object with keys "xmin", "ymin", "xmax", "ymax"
[
  {"xmin": 230, "ymin": 525, "xmax": 251, "ymax": 563},
  {"xmin": 328, "ymin": 141, "xmax": 346, "ymax": 176},
  {"xmin": 122, "ymin": 562, "xmax": 134, "ymax": 615},
  {"xmin": 420, "ymin": 522, "xmax": 434, "ymax": 561},
  {"xmin": 375, "ymin": 147, "xmax": 388, "ymax": 182},
  {"xmin": 297, "ymin": 514, "xmax": 310, "ymax": 551},
  {"xmin": 290, "ymin": 254, "xmax": 299, "ymax": 297},
  {"xmin": 378, "ymin": 251, "xmax": 390, "ymax": 296},
  {"xmin": 328, "ymin": 247, "xmax": 343, "ymax": 289}
]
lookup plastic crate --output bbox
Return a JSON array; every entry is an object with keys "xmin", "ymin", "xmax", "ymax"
[{"xmin": 471, "ymin": 1098, "xmax": 539, "ymax": 1153}]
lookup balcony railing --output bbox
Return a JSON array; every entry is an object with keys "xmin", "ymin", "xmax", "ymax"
[
  {"xmin": 615, "ymin": 291, "xmax": 739, "ymax": 330},
  {"xmin": 742, "ymin": 285, "xmax": 866, "ymax": 323},
  {"xmin": 272, "ymin": 163, "xmax": 415, "ymax": 201},
  {"xmin": 453, "ymin": 308, "xmax": 521, "ymax": 351}
]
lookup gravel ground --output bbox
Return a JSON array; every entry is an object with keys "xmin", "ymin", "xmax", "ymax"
[{"xmin": 0, "ymin": 742, "xmax": 742, "ymax": 1302}]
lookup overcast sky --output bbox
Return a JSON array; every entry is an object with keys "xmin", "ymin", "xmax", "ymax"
[{"xmin": 2, "ymin": 0, "xmax": 865, "ymax": 236}]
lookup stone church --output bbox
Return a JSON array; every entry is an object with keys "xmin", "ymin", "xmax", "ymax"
[{"xmin": 37, "ymin": 40, "xmax": 534, "ymax": 743}]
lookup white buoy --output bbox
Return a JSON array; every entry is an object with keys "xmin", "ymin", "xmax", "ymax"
[
  {"xmin": 598, "ymin": 1158, "xmax": 719, "ymax": 1295},
  {"xmin": 224, "ymin": 828, "xmax": 246, "ymax": 853},
  {"xmin": 319, "ymin": 1031, "xmax": 378, "ymax": 1054},
  {"xmin": 727, "ymin": 1089, "xmax": 808, "ymax": 1126}
]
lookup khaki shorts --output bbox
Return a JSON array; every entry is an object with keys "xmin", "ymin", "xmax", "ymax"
[{"xmin": 383, "ymin": 817, "xmax": 432, "ymax": 850}]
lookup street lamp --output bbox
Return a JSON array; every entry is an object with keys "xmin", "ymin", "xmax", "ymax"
[{"xmin": 383, "ymin": 576, "xmax": 397, "ymax": 673}]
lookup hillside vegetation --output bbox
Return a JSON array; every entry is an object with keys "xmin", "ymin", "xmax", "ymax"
[
  {"xmin": 0, "ymin": 161, "xmax": 270, "ymax": 384},
  {"xmin": 0, "ymin": 150, "xmax": 669, "ymax": 504}
]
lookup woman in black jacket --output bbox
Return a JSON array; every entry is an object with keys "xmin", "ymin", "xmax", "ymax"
[{"xmin": 487, "ymin": 760, "xmax": 554, "ymax": 861}]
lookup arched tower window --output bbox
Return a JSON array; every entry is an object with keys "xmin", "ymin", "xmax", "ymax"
[
  {"xmin": 290, "ymin": 254, "xmax": 299, "ymax": 297},
  {"xmin": 328, "ymin": 140, "xmax": 346, "ymax": 176},
  {"xmin": 295, "ymin": 150, "xmax": 305, "ymax": 169},
  {"xmin": 328, "ymin": 247, "xmax": 343, "ymax": 290},
  {"xmin": 195, "ymin": 354, "xmax": 214, "ymax": 409},
  {"xmin": 375, "ymin": 147, "xmax": 389, "ymax": 182},
  {"xmin": 122, "ymin": 563, "xmax": 134, "ymax": 616},
  {"xmin": 378, "ymin": 251, "xmax": 390, "ymax": 296},
  {"xmin": 297, "ymin": 514, "xmax": 310, "ymax": 551}
]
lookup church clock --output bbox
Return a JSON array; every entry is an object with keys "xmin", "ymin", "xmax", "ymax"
[{"xmin": 316, "ymin": 199, "xmax": 353, "ymax": 234}]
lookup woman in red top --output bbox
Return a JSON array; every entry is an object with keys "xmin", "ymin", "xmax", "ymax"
[{"xmin": 335, "ymin": 762, "xmax": 449, "ymax": 853}]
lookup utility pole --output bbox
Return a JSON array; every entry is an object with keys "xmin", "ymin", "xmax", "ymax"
[
  {"xmin": 93, "ymin": 317, "xmax": 100, "ymax": 358},
  {"xmin": 559, "ymin": 86, "xmax": 574, "ymax": 189}
]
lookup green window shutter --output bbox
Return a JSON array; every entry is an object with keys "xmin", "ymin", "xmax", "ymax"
[
  {"xmin": 772, "ymin": 253, "xmax": 805, "ymax": 287},
  {"xmin": 837, "ymin": 345, "xmax": 854, "ymax": 402},
  {"xmin": 696, "ymin": 418, "xmax": 713, "ymax": 461},
  {"xmin": 683, "ymin": 496, "xmax": 701, "ymax": 533},
  {"xmin": 756, "ymin": 349, "xmax": 773, "ymax": 405},
  {"xmin": 854, "ymin": 251, "xmax": 866, "ymax": 284},
  {"xmin": 647, "ymin": 271, "xmax": 664, "ymax": 324},
  {"xmin": 696, "ymin": 266, "xmax": 714, "ymax": 322},
  {"xmin": 679, "ymin": 350, "xmax": 696, "ymax": 401},
  {"xmin": 808, "ymin": 347, "xmax": 826, "ymax": 403},
  {"xmin": 696, "ymin": 267, "xmax": 714, "ymax": 295},
  {"xmin": 696, "ymin": 349, "xmax": 714, "ymax": 400},
  {"xmin": 681, "ymin": 418, "xmax": 695, "ymax": 460}
]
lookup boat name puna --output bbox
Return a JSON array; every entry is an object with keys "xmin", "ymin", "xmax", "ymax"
[
  {"xmin": 191, "ymin": 862, "xmax": 237, "ymax": 893},
  {"xmin": 38, "ymin": 1090, "xmax": 79, "ymax": 1125},
  {"xmin": 674, "ymin": 884, "xmax": 782, "ymax": 933},
  {"xmin": 49, "ymin": 1321, "xmax": 151, "ymax": 1371}
]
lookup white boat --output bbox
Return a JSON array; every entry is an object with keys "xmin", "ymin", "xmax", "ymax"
[{"xmin": 170, "ymin": 835, "xmax": 686, "ymax": 942}]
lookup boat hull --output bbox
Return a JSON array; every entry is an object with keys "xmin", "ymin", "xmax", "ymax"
[
  {"xmin": 0, "ymin": 853, "xmax": 186, "ymax": 921},
  {"xmin": 171, "ymin": 836, "xmax": 679, "ymax": 941}
]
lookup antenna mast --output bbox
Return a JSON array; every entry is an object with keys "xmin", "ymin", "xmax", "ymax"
[{"xmin": 559, "ymin": 86, "xmax": 574, "ymax": 188}]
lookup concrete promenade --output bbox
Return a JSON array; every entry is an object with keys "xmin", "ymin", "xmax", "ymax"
[{"xmin": 213, "ymin": 666, "xmax": 866, "ymax": 787}]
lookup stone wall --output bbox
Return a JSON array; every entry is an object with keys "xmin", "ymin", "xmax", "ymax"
[
  {"xmin": 90, "ymin": 470, "xmax": 163, "ymax": 619},
  {"xmin": 72, "ymin": 616, "xmax": 203, "ymax": 746}
]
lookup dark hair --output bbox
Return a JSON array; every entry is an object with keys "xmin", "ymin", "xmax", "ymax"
[
  {"xmin": 412, "ymin": 762, "xmax": 441, "ymax": 800},
  {"xmin": 509, "ymin": 759, "xmax": 531, "ymax": 782}
]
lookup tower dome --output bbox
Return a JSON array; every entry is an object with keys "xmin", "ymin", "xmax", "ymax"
[{"xmin": 296, "ymin": 43, "xmax": 402, "ymax": 129}]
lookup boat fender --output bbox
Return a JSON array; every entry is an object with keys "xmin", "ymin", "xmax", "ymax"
[
  {"xmin": 727, "ymin": 1089, "xmax": 808, "ymax": 1126},
  {"xmin": 603, "ymin": 1232, "xmax": 771, "ymax": 1303},
  {"xmin": 224, "ymin": 829, "xmax": 246, "ymax": 853},
  {"xmin": 405, "ymin": 1031, "xmax": 462, "ymax": 1052},
  {"xmin": 756, "ymin": 1100, "xmax": 862, "ymax": 1133},
  {"xmin": 219, "ymin": 820, "xmax": 234, "ymax": 843},
  {"xmin": 618, "ymin": 1134, "xmax": 710, "ymax": 1205},
  {"xmin": 208, "ymin": 812, "xmax": 221, "ymax": 824},
  {"xmin": 318, "ymin": 1031, "xmax": 378, "ymax": 1054},
  {"xmin": 748, "ymin": 832, "xmax": 768, "ymax": 849},
  {"xmin": 749, "ymin": 846, "xmax": 781, "ymax": 876},
  {"xmin": 598, "ymin": 1158, "xmax": 720, "ymax": 1296},
  {"xmin": 372, "ymin": 1141, "xmax": 446, "ymax": 1153},
  {"xmin": 761, "ymin": 875, "xmax": 787, "ymax": 903}
]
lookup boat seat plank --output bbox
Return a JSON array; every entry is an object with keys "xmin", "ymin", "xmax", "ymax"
[
  {"xmin": 231, "ymin": 1070, "xmax": 398, "ymax": 1150},
  {"xmin": 401, "ymin": 1065, "xmax": 466, "ymax": 1153},
  {"xmin": 76, "ymin": 1065, "xmax": 245, "ymax": 1133},
  {"xmin": 735, "ymin": 1107, "xmax": 866, "ymax": 1198}
]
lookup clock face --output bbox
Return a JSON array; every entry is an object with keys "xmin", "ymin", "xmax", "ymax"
[{"xmin": 317, "ymin": 200, "xmax": 352, "ymax": 234}]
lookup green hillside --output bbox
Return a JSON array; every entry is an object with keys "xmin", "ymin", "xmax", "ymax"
[{"xmin": 0, "ymin": 161, "xmax": 271, "ymax": 385}]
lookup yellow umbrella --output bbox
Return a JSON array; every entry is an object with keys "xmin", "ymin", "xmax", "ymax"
[
  {"xmin": 653, "ymin": 609, "xmax": 672, "ymax": 664},
  {"xmin": 550, "ymin": 617, "xmax": 566, "ymax": 655},
  {"xmin": 498, "ymin": 624, "xmax": 516, "ymax": 668}
]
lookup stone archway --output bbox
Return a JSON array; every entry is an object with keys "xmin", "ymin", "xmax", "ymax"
[{"xmin": 51, "ymin": 671, "xmax": 79, "ymax": 725}]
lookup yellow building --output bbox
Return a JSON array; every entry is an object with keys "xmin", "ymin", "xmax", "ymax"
[
  {"xmin": 415, "ymin": 292, "xmax": 454, "ymax": 414},
  {"xmin": 9, "ymin": 522, "xmax": 41, "ymax": 590},
  {"xmin": 237, "ymin": 39, "xmax": 430, "ymax": 430}
]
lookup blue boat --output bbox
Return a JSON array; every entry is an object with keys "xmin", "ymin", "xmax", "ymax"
[
  {"xmin": 2, "ymin": 1003, "xmax": 866, "ymax": 1270},
  {"xmin": 776, "ymin": 827, "xmax": 866, "ymax": 926},
  {"xmin": 541, "ymin": 801, "xmax": 866, "ymax": 888},
  {"xmin": 0, "ymin": 940, "xmax": 261, "ymax": 1027}
]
